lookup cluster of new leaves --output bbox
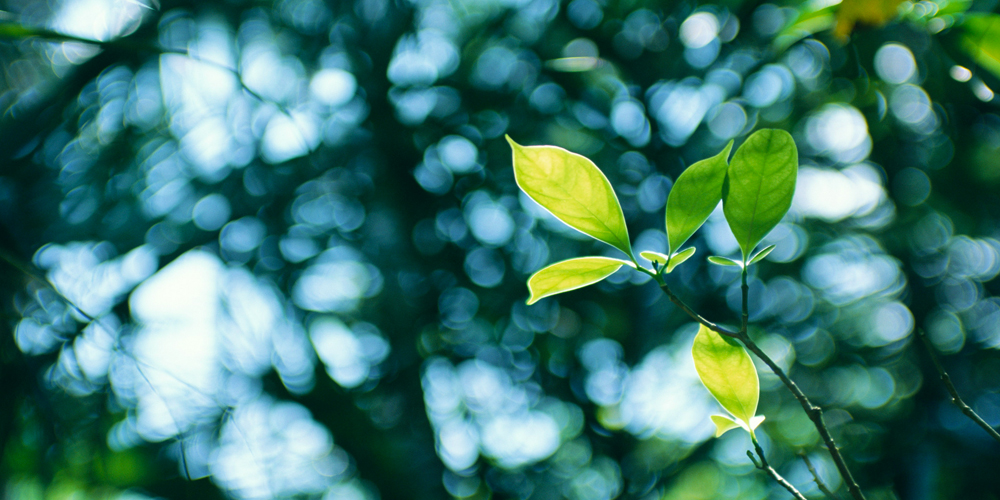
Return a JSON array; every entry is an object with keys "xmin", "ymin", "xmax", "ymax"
[{"xmin": 508, "ymin": 129, "xmax": 798, "ymax": 439}]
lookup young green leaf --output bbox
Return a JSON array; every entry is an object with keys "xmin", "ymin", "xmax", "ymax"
[
  {"xmin": 665, "ymin": 140, "xmax": 732, "ymax": 254},
  {"xmin": 707, "ymin": 256, "xmax": 743, "ymax": 268},
  {"xmin": 710, "ymin": 414, "xmax": 767, "ymax": 438},
  {"xmin": 526, "ymin": 256, "xmax": 634, "ymax": 305},
  {"xmin": 711, "ymin": 414, "xmax": 741, "ymax": 437},
  {"xmin": 665, "ymin": 247, "xmax": 697, "ymax": 273},
  {"xmin": 508, "ymin": 136, "xmax": 633, "ymax": 259},
  {"xmin": 723, "ymin": 129, "xmax": 798, "ymax": 261},
  {"xmin": 747, "ymin": 244, "xmax": 776, "ymax": 266},
  {"xmin": 640, "ymin": 250, "xmax": 670, "ymax": 266},
  {"xmin": 692, "ymin": 324, "xmax": 760, "ymax": 426}
]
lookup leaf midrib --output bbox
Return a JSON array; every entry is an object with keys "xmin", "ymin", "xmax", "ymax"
[{"xmin": 521, "ymin": 154, "xmax": 629, "ymax": 252}]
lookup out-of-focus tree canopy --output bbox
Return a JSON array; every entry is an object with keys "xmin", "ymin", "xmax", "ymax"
[{"xmin": 2, "ymin": 0, "xmax": 1000, "ymax": 499}]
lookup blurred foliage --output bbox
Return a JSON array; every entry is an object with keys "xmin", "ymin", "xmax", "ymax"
[{"xmin": 2, "ymin": 0, "xmax": 1000, "ymax": 499}]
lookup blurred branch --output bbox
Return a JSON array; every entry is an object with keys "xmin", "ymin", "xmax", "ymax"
[
  {"xmin": 658, "ymin": 280, "xmax": 867, "ymax": 500},
  {"xmin": 747, "ymin": 438, "xmax": 807, "ymax": 500},
  {"xmin": 918, "ymin": 330, "xmax": 1000, "ymax": 444},
  {"xmin": 800, "ymin": 452, "xmax": 842, "ymax": 500}
]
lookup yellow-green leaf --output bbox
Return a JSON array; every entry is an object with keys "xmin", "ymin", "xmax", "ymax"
[
  {"xmin": 710, "ymin": 415, "xmax": 741, "ymax": 437},
  {"xmin": 640, "ymin": 250, "xmax": 670, "ymax": 266},
  {"xmin": 666, "ymin": 247, "xmax": 697, "ymax": 273},
  {"xmin": 707, "ymin": 256, "xmax": 743, "ymax": 268},
  {"xmin": 526, "ymin": 257, "xmax": 633, "ymax": 305},
  {"xmin": 692, "ymin": 324, "xmax": 760, "ymax": 426},
  {"xmin": 508, "ymin": 136, "xmax": 633, "ymax": 259},
  {"xmin": 747, "ymin": 244, "xmax": 776, "ymax": 266}
]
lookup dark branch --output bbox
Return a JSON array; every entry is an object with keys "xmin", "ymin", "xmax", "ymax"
[
  {"xmin": 918, "ymin": 330, "xmax": 1000, "ymax": 444},
  {"xmin": 657, "ymin": 277, "xmax": 867, "ymax": 500},
  {"xmin": 748, "ymin": 439, "xmax": 807, "ymax": 500},
  {"xmin": 800, "ymin": 452, "xmax": 842, "ymax": 500}
]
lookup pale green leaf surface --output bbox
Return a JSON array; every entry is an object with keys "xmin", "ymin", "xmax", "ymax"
[
  {"xmin": 666, "ymin": 140, "xmax": 732, "ymax": 254},
  {"xmin": 710, "ymin": 415, "xmax": 741, "ymax": 437},
  {"xmin": 526, "ymin": 257, "xmax": 633, "ymax": 305},
  {"xmin": 508, "ymin": 136, "xmax": 633, "ymax": 258},
  {"xmin": 747, "ymin": 244, "xmax": 776, "ymax": 266},
  {"xmin": 960, "ymin": 14, "xmax": 1000, "ymax": 81},
  {"xmin": 723, "ymin": 129, "xmax": 798, "ymax": 260},
  {"xmin": 710, "ymin": 414, "xmax": 766, "ymax": 438},
  {"xmin": 666, "ymin": 247, "xmax": 696, "ymax": 273},
  {"xmin": 707, "ymin": 256, "xmax": 743, "ymax": 268},
  {"xmin": 692, "ymin": 324, "xmax": 760, "ymax": 425},
  {"xmin": 640, "ymin": 250, "xmax": 669, "ymax": 265}
]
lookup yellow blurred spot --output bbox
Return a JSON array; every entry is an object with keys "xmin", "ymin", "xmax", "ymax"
[{"xmin": 833, "ymin": 0, "xmax": 903, "ymax": 40}]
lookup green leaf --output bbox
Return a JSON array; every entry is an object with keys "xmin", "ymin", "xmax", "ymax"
[
  {"xmin": 959, "ymin": 14, "xmax": 1000, "ymax": 81},
  {"xmin": 747, "ymin": 244, "xmax": 776, "ymax": 266},
  {"xmin": 692, "ymin": 324, "xmax": 760, "ymax": 426},
  {"xmin": 723, "ymin": 129, "xmax": 798, "ymax": 261},
  {"xmin": 707, "ymin": 256, "xmax": 743, "ymax": 268},
  {"xmin": 640, "ymin": 251, "xmax": 670, "ymax": 266},
  {"xmin": 665, "ymin": 140, "xmax": 732, "ymax": 254},
  {"xmin": 710, "ymin": 415, "xmax": 741, "ymax": 437},
  {"xmin": 508, "ymin": 136, "xmax": 633, "ymax": 259},
  {"xmin": 526, "ymin": 257, "xmax": 633, "ymax": 305},
  {"xmin": 666, "ymin": 247, "xmax": 697, "ymax": 273},
  {"xmin": 710, "ymin": 414, "xmax": 767, "ymax": 438}
]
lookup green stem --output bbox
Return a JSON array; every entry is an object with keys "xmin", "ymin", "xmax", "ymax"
[{"xmin": 740, "ymin": 267, "xmax": 749, "ymax": 335}]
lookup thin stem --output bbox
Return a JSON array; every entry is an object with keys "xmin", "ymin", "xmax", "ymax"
[
  {"xmin": 748, "ymin": 437, "xmax": 808, "ymax": 500},
  {"xmin": 918, "ymin": 330, "xmax": 1000, "ymax": 444},
  {"xmin": 658, "ymin": 283, "xmax": 740, "ymax": 339},
  {"xmin": 800, "ymin": 452, "xmax": 842, "ymax": 500},
  {"xmin": 657, "ymin": 282, "xmax": 867, "ymax": 500},
  {"xmin": 740, "ymin": 267, "xmax": 749, "ymax": 334}
]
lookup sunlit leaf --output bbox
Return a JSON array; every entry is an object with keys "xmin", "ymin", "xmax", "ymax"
[
  {"xmin": 707, "ymin": 256, "xmax": 743, "ymax": 268},
  {"xmin": 959, "ymin": 14, "xmax": 1000, "ymax": 81},
  {"xmin": 526, "ymin": 257, "xmax": 633, "ymax": 305},
  {"xmin": 508, "ymin": 136, "xmax": 633, "ymax": 259},
  {"xmin": 692, "ymin": 324, "xmax": 760, "ymax": 426},
  {"xmin": 723, "ymin": 129, "xmax": 797, "ymax": 262},
  {"xmin": 710, "ymin": 414, "xmax": 766, "ymax": 438},
  {"xmin": 640, "ymin": 250, "xmax": 669, "ymax": 266},
  {"xmin": 747, "ymin": 244, "xmax": 776, "ymax": 266},
  {"xmin": 710, "ymin": 415, "xmax": 741, "ymax": 437},
  {"xmin": 666, "ymin": 247, "xmax": 697, "ymax": 273},
  {"xmin": 665, "ymin": 140, "xmax": 732, "ymax": 254}
]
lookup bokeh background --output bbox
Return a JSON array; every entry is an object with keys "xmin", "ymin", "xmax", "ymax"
[{"xmin": 2, "ymin": 0, "xmax": 1000, "ymax": 498}]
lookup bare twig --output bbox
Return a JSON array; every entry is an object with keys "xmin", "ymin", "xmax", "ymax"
[
  {"xmin": 918, "ymin": 330, "xmax": 1000, "ymax": 444},
  {"xmin": 658, "ymin": 283, "xmax": 740, "ymax": 339},
  {"xmin": 657, "ymin": 275, "xmax": 867, "ymax": 500},
  {"xmin": 800, "ymin": 452, "xmax": 842, "ymax": 500},
  {"xmin": 748, "ymin": 438, "xmax": 808, "ymax": 500}
]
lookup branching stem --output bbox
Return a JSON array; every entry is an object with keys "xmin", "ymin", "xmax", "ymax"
[
  {"xmin": 918, "ymin": 330, "xmax": 1000, "ymax": 443},
  {"xmin": 800, "ymin": 452, "xmax": 842, "ymax": 500},
  {"xmin": 748, "ymin": 437, "xmax": 808, "ymax": 500},
  {"xmin": 657, "ymin": 272, "xmax": 867, "ymax": 500}
]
